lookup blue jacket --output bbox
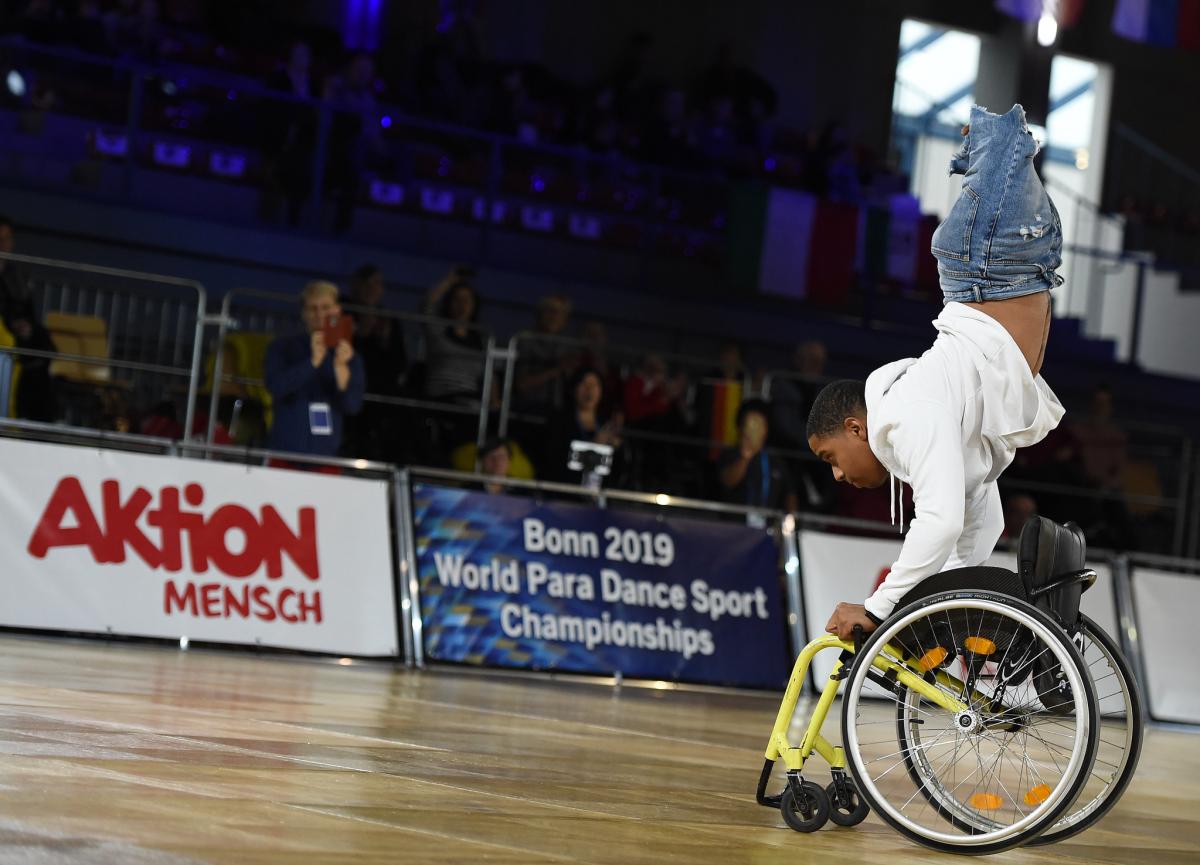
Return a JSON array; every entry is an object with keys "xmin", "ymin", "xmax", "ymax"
[{"xmin": 264, "ymin": 331, "xmax": 365, "ymax": 456}]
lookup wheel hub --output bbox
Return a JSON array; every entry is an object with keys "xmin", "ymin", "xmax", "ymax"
[{"xmin": 955, "ymin": 709, "xmax": 982, "ymax": 734}]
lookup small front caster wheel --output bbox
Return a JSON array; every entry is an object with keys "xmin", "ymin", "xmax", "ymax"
[
  {"xmin": 826, "ymin": 778, "xmax": 870, "ymax": 827},
  {"xmin": 780, "ymin": 780, "xmax": 830, "ymax": 832}
]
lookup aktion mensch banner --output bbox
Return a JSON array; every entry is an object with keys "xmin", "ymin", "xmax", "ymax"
[{"xmin": 413, "ymin": 484, "xmax": 789, "ymax": 688}]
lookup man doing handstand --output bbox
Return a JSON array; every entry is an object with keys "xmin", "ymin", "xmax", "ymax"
[{"xmin": 808, "ymin": 105, "xmax": 1066, "ymax": 640}]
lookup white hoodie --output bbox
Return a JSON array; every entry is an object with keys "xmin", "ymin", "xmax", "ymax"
[{"xmin": 862, "ymin": 302, "xmax": 1065, "ymax": 621}]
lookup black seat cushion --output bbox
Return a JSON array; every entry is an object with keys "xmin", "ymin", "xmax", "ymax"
[
  {"xmin": 1018, "ymin": 516, "xmax": 1087, "ymax": 627},
  {"xmin": 886, "ymin": 566, "xmax": 1032, "ymax": 669}
]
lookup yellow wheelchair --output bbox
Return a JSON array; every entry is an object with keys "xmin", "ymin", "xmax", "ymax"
[{"xmin": 755, "ymin": 518, "xmax": 1144, "ymax": 855}]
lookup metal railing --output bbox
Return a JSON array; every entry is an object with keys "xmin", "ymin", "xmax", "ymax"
[
  {"xmin": 0, "ymin": 249, "xmax": 206, "ymax": 436},
  {"xmin": 204, "ymin": 286, "xmax": 499, "ymax": 456}
]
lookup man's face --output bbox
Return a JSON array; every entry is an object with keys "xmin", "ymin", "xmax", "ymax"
[
  {"xmin": 302, "ymin": 293, "xmax": 341, "ymax": 334},
  {"xmin": 808, "ymin": 420, "xmax": 888, "ymax": 489},
  {"xmin": 0, "ymin": 224, "xmax": 14, "ymax": 255},
  {"xmin": 481, "ymin": 445, "xmax": 510, "ymax": 478},
  {"xmin": 538, "ymin": 300, "xmax": 569, "ymax": 334},
  {"xmin": 739, "ymin": 410, "xmax": 768, "ymax": 456},
  {"xmin": 574, "ymin": 373, "xmax": 602, "ymax": 411}
]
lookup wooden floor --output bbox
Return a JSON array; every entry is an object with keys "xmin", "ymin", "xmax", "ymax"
[{"xmin": 0, "ymin": 636, "xmax": 1197, "ymax": 864}]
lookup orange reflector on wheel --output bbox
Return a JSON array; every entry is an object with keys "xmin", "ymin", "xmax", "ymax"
[
  {"xmin": 917, "ymin": 646, "xmax": 948, "ymax": 671},
  {"xmin": 964, "ymin": 636, "xmax": 997, "ymax": 655},
  {"xmin": 969, "ymin": 793, "xmax": 1004, "ymax": 810},
  {"xmin": 1024, "ymin": 784, "xmax": 1053, "ymax": 805}
]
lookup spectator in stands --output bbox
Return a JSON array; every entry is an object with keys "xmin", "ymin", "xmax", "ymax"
[
  {"xmin": 771, "ymin": 339, "xmax": 828, "ymax": 448},
  {"xmin": 697, "ymin": 339, "xmax": 746, "ymax": 458},
  {"xmin": 542, "ymin": 368, "xmax": 626, "ymax": 485},
  {"xmin": 514, "ymin": 293, "xmax": 575, "ymax": 413},
  {"xmin": 771, "ymin": 339, "xmax": 832, "ymax": 510},
  {"xmin": 1003, "ymin": 492, "xmax": 1038, "ymax": 540},
  {"xmin": 577, "ymin": 320, "xmax": 621, "ymax": 414},
  {"xmin": 716, "ymin": 399, "xmax": 798, "ymax": 511},
  {"xmin": 346, "ymin": 263, "xmax": 406, "ymax": 461},
  {"xmin": 624, "ymin": 353, "xmax": 688, "ymax": 492},
  {"xmin": 478, "ymin": 436, "xmax": 513, "ymax": 494},
  {"xmin": 261, "ymin": 39, "xmax": 318, "ymax": 226},
  {"xmin": 420, "ymin": 266, "xmax": 485, "ymax": 411},
  {"xmin": 323, "ymin": 51, "xmax": 383, "ymax": 232},
  {"xmin": 624, "ymin": 353, "xmax": 686, "ymax": 426},
  {"xmin": 0, "ymin": 216, "xmax": 57, "ymax": 421},
  {"xmin": 263, "ymin": 280, "xmax": 363, "ymax": 462},
  {"xmin": 1068, "ymin": 384, "xmax": 1136, "ymax": 548},
  {"xmin": 1070, "ymin": 385, "xmax": 1129, "ymax": 491}
]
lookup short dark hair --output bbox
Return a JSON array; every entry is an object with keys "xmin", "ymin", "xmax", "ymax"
[
  {"xmin": 806, "ymin": 380, "xmax": 867, "ymax": 440},
  {"xmin": 736, "ymin": 398, "xmax": 769, "ymax": 428},
  {"xmin": 0, "ymin": 215, "xmax": 11, "ymax": 231},
  {"xmin": 480, "ymin": 436, "xmax": 509, "ymax": 459}
]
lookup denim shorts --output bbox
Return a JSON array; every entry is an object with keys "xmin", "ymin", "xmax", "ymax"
[{"xmin": 931, "ymin": 104, "xmax": 1064, "ymax": 304}]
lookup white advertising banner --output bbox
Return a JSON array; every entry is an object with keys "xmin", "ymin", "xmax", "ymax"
[
  {"xmin": 0, "ymin": 438, "xmax": 397, "ymax": 656},
  {"xmin": 798, "ymin": 529, "xmax": 1117, "ymax": 683},
  {"xmin": 1130, "ymin": 567, "xmax": 1200, "ymax": 724}
]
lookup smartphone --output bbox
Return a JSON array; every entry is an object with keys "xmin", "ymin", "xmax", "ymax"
[{"xmin": 322, "ymin": 313, "xmax": 354, "ymax": 347}]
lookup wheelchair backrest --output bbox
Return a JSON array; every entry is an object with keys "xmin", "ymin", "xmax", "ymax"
[{"xmin": 1018, "ymin": 516, "xmax": 1087, "ymax": 627}]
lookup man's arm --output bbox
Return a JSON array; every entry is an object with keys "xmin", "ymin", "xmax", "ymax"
[{"xmin": 863, "ymin": 402, "xmax": 967, "ymax": 622}]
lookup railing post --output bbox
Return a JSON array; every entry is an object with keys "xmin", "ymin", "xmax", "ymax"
[
  {"xmin": 393, "ymin": 468, "xmax": 424, "ymax": 668},
  {"xmin": 497, "ymin": 335, "xmax": 519, "ymax": 438},
  {"xmin": 205, "ymin": 291, "xmax": 236, "ymax": 447},
  {"xmin": 1110, "ymin": 554, "xmax": 1150, "ymax": 719},
  {"xmin": 780, "ymin": 513, "xmax": 807, "ymax": 658},
  {"xmin": 1129, "ymin": 257, "xmax": 1147, "ymax": 366},
  {"xmin": 474, "ymin": 336, "xmax": 496, "ymax": 466},
  {"xmin": 182, "ymin": 285, "xmax": 207, "ymax": 448}
]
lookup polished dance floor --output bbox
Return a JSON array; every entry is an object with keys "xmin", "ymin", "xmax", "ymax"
[{"xmin": 0, "ymin": 635, "xmax": 1195, "ymax": 864}]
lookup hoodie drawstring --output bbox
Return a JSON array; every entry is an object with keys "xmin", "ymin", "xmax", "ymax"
[{"xmin": 890, "ymin": 473, "xmax": 905, "ymax": 534}]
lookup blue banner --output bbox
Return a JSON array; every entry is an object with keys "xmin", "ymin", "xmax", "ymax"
[{"xmin": 413, "ymin": 484, "xmax": 789, "ymax": 688}]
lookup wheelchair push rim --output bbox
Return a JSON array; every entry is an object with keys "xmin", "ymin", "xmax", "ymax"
[{"xmin": 841, "ymin": 592, "xmax": 1099, "ymax": 854}]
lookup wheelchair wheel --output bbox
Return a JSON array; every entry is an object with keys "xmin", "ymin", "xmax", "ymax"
[
  {"xmin": 1030, "ymin": 613, "xmax": 1144, "ymax": 845},
  {"xmin": 780, "ymin": 780, "xmax": 830, "ymax": 832},
  {"xmin": 842, "ymin": 591, "xmax": 1099, "ymax": 855}
]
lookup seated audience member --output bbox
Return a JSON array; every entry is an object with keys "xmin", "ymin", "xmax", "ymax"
[
  {"xmin": 1070, "ymin": 385, "xmax": 1128, "ymax": 491},
  {"xmin": 697, "ymin": 339, "xmax": 745, "ymax": 459},
  {"xmin": 450, "ymin": 436, "xmax": 536, "ymax": 486},
  {"xmin": 623, "ymin": 353, "xmax": 685, "ymax": 425},
  {"xmin": 1002, "ymin": 492, "xmax": 1038, "ymax": 540},
  {"xmin": 716, "ymin": 399, "xmax": 798, "ymax": 512},
  {"xmin": 514, "ymin": 293, "xmax": 575, "ymax": 413},
  {"xmin": 623, "ymin": 353, "xmax": 688, "ymax": 491},
  {"xmin": 347, "ymin": 263, "xmax": 406, "ymax": 460},
  {"xmin": 477, "ymin": 436, "xmax": 515, "ymax": 494},
  {"xmin": 421, "ymin": 266, "xmax": 485, "ymax": 405},
  {"xmin": 263, "ymin": 281, "xmax": 363, "ymax": 464},
  {"xmin": 771, "ymin": 339, "xmax": 828, "ymax": 448},
  {"xmin": 0, "ymin": 216, "xmax": 57, "ymax": 421},
  {"xmin": 541, "ymin": 368, "xmax": 625, "ymax": 485},
  {"xmin": 578, "ymin": 319, "xmax": 621, "ymax": 414}
]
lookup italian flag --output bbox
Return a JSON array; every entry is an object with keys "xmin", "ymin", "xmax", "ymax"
[
  {"xmin": 727, "ymin": 184, "xmax": 857, "ymax": 306},
  {"xmin": 729, "ymin": 184, "xmax": 937, "ymax": 302}
]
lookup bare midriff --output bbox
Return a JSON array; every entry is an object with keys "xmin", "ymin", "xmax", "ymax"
[{"xmin": 964, "ymin": 291, "xmax": 1052, "ymax": 376}]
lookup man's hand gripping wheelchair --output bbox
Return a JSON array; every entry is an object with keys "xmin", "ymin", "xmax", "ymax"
[{"xmin": 755, "ymin": 517, "xmax": 1144, "ymax": 855}]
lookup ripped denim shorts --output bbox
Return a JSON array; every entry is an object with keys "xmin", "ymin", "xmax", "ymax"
[{"xmin": 931, "ymin": 104, "xmax": 1064, "ymax": 304}]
